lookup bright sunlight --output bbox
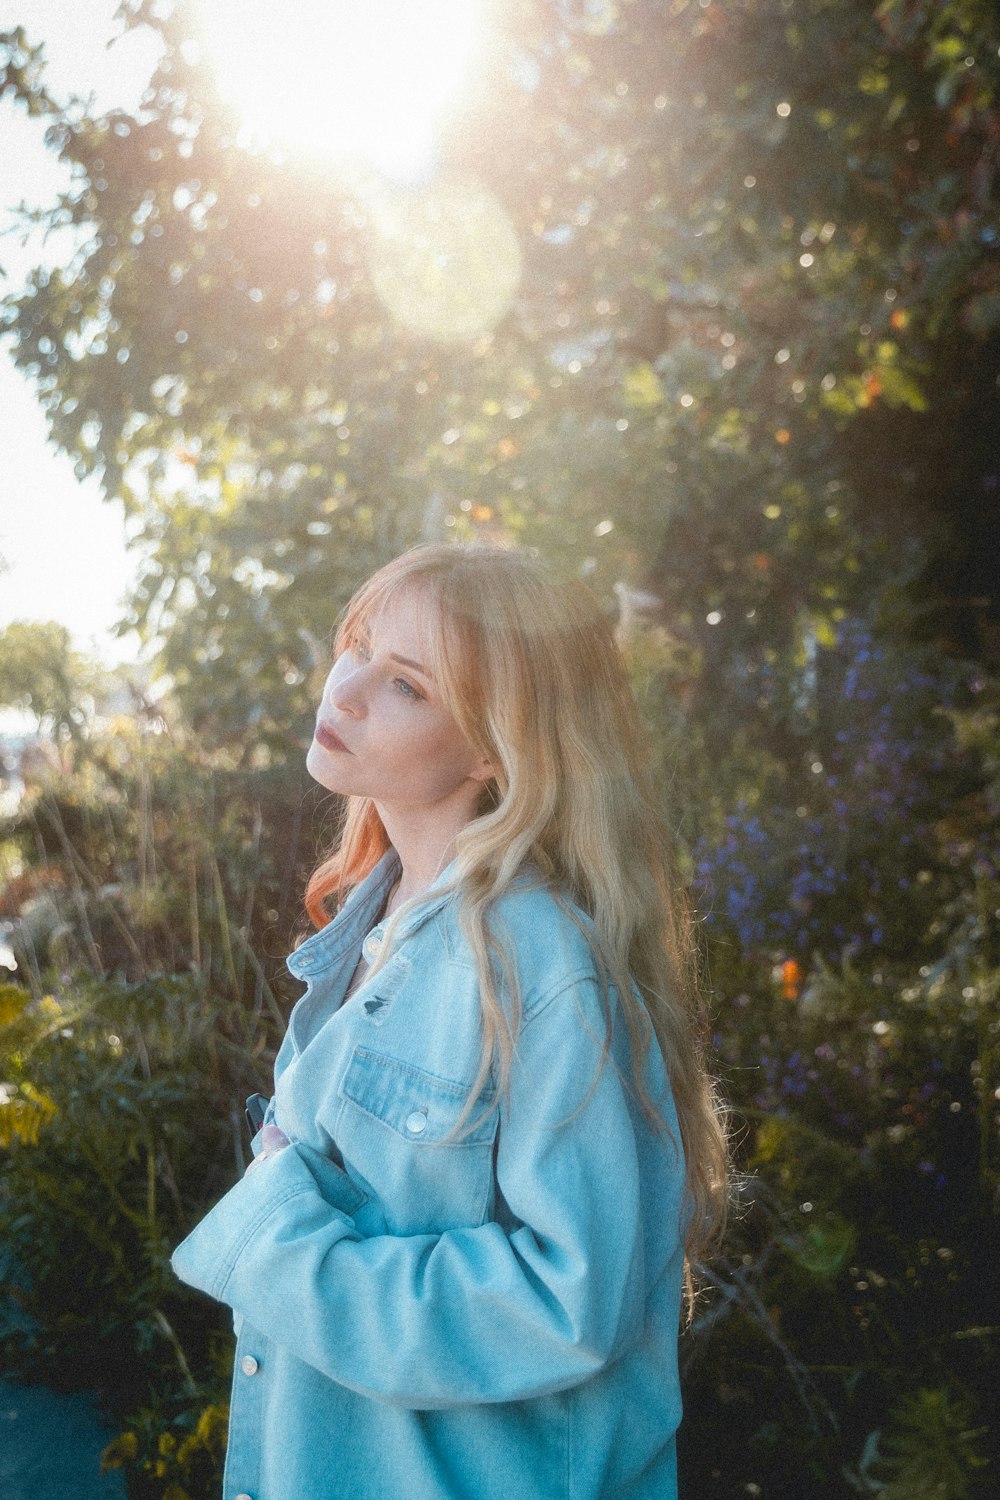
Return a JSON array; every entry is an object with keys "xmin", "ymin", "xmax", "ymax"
[{"xmin": 194, "ymin": 0, "xmax": 479, "ymax": 179}]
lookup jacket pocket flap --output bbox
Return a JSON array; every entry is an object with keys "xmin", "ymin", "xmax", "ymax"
[{"xmin": 342, "ymin": 1046, "xmax": 497, "ymax": 1146}]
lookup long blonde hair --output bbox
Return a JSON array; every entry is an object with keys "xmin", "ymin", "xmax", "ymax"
[{"xmin": 305, "ymin": 543, "xmax": 728, "ymax": 1266}]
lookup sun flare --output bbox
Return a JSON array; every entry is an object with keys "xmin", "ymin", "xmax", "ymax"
[{"xmin": 195, "ymin": 0, "xmax": 479, "ymax": 177}]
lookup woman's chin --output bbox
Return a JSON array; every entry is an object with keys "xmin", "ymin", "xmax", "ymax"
[{"xmin": 306, "ymin": 741, "xmax": 347, "ymax": 792}]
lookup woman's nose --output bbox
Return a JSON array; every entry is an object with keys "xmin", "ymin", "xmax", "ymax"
[{"xmin": 329, "ymin": 663, "xmax": 366, "ymax": 716}]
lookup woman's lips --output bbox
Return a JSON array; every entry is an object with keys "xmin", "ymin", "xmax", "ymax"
[{"xmin": 315, "ymin": 721, "xmax": 352, "ymax": 754}]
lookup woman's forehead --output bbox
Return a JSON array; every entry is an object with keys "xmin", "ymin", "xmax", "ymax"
[{"xmin": 356, "ymin": 582, "xmax": 448, "ymax": 656}]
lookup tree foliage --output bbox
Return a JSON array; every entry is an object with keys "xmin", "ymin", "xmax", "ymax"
[
  {"xmin": 0, "ymin": 619, "xmax": 110, "ymax": 739},
  {"xmin": 2, "ymin": 0, "xmax": 998, "ymax": 746}
]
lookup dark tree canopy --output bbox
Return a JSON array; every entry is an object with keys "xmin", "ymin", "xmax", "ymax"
[{"xmin": 2, "ymin": 1, "xmax": 998, "ymax": 733}]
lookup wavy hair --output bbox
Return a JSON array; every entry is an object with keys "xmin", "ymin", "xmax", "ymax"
[{"xmin": 305, "ymin": 543, "xmax": 729, "ymax": 1268}]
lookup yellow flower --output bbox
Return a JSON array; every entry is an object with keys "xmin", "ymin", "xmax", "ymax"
[
  {"xmin": 101, "ymin": 1431, "xmax": 138, "ymax": 1470},
  {"xmin": 176, "ymin": 1434, "xmax": 198, "ymax": 1468},
  {"xmin": 193, "ymin": 1402, "xmax": 229, "ymax": 1452},
  {"xmin": 0, "ymin": 1086, "xmax": 58, "ymax": 1149},
  {"xmin": 0, "ymin": 984, "xmax": 29, "ymax": 1028}
]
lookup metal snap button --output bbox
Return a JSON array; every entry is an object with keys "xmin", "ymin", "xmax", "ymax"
[
  {"xmin": 405, "ymin": 1110, "xmax": 428, "ymax": 1135},
  {"xmin": 241, "ymin": 1354, "xmax": 259, "ymax": 1376}
]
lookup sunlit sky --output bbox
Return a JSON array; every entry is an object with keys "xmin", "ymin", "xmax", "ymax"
[
  {"xmin": 0, "ymin": 2, "xmax": 487, "ymax": 664},
  {"xmin": 1, "ymin": 1, "xmax": 162, "ymax": 662},
  {"xmin": 198, "ymin": 0, "xmax": 476, "ymax": 179}
]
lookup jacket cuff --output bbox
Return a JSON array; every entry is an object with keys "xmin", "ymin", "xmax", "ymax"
[{"xmin": 171, "ymin": 1144, "xmax": 354, "ymax": 1303}]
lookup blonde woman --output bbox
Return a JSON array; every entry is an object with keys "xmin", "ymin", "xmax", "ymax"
[{"xmin": 173, "ymin": 542, "xmax": 728, "ymax": 1500}]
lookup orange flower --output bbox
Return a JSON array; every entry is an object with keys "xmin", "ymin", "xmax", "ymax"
[{"xmin": 781, "ymin": 958, "xmax": 803, "ymax": 1001}]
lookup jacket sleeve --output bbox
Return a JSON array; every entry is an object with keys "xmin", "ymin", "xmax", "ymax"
[{"xmin": 171, "ymin": 978, "xmax": 684, "ymax": 1409}]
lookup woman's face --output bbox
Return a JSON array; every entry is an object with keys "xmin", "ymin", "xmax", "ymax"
[{"xmin": 306, "ymin": 589, "xmax": 489, "ymax": 827}]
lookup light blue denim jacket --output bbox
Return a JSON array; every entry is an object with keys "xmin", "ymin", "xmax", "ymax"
[{"xmin": 172, "ymin": 851, "xmax": 687, "ymax": 1500}]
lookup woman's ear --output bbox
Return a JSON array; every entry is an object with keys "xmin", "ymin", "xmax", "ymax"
[{"xmin": 470, "ymin": 754, "xmax": 498, "ymax": 786}]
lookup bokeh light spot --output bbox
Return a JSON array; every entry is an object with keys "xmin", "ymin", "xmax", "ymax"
[{"xmin": 367, "ymin": 179, "xmax": 521, "ymax": 342}]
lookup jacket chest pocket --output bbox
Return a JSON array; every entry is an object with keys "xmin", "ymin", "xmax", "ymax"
[{"xmin": 339, "ymin": 1045, "xmax": 499, "ymax": 1233}]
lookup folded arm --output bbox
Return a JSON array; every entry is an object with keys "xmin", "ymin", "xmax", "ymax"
[{"xmin": 172, "ymin": 981, "xmax": 680, "ymax": 1409}]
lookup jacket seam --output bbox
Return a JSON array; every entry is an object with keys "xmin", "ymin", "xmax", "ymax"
[
  {"xmin": 521, "ymin": 965, "xmax": 605, "ymax": 1028},
  {"xmin": 348, "ymin": 1044, "xmax": 482, "ymax": 1098}
]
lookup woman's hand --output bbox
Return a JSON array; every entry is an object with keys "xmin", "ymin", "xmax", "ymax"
[{"xmin": 245, "ymin": 1123, "xmax": 290, "ymax": 1173}]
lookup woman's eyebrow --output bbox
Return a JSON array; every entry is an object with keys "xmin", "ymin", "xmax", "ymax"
[{"xmin": 388, "ymin": 652, "xmax": 433, "ymax": 679}]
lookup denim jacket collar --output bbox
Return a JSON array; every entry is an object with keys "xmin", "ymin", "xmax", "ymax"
[{"xmin": 287, "ymin": 848, "xmax": 458, "ymax": 979}]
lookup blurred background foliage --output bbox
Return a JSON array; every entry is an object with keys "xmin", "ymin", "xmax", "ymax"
[{"xmin": 0, "ymin": 0, "xmax": 998, "ymax": 1495}]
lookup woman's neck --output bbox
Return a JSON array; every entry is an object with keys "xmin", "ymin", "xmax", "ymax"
[{"xmin": 376, "ymin": 806, "xmax": 467, "ymax": 916}]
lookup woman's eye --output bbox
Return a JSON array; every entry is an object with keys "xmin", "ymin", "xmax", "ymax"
[{"xmin": 395, "ymin": 677, "xmax": 422, "ymax": 701}]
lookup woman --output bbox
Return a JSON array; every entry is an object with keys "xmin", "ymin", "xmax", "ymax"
[{"xmin": 172, "ymin": 542, "xmax": 728, "ymax": 1500}]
